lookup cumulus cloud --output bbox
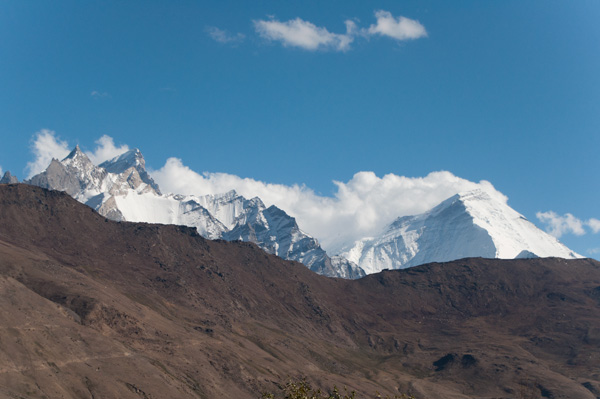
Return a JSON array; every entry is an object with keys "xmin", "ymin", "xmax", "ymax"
[
  {"xmin": 152, "ymin": 158, "xmax": 505, "ymax": 252},
  {"xmin": 536, "ymin": 211, "xmax": 586, "ymax": 238},
  {"xmin": 206, "ymin": 26, "xmax": 245, "ymax": 44},
  {"xmin": 366, "ymin": 10, "xmax": 427, "ymax": 40},
  {"xmin": 26, "ymin": 129, "xmax": 71, "ymax": 178},
  {"xmin": 588, "ymin": 218, "xmax": 600, "ymax": 234},
  {"xmin": 85, "ymin": 135, "xmax": 130, "ymax": 165},
  {"xmin": 245, "ymin": 10, "xmax": 428, "ymax": 52},
  {"xmin": 254, "ymin": 17, "xmax": 356, "ymax": 51}
]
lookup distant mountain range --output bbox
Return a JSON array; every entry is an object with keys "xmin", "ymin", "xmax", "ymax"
[
  {"xmin": 6, "ymin": 145, "xmax": 581, "ymax": 277},
  {"xmin": 25, "ymin": 146, "xmax": 364, "ymax": 278}
]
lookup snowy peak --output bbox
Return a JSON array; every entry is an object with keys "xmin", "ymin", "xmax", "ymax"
[
  {"xmin": 27, "ymin": 148, "xmax": 107, "ymax": 200},
  {"xmin": 27, "ymin": 146, "xmax": 160, "ymax": 203},
  {"xmin": 452, "ymin": 189, "xmax": 581, "ymax": 259},
  {"xmin": 100, "ymin": 148, "xmax": 161, "ymax": 195},
  {"xmin": 341, "ymin": 189, "xmax": 581, "ymax": 274},
  {"xmin": 61, "ymin": 146, "xmax": 98, "ymax": 175},
  {"xmin": 196, "ymin": 190, "xmax": 266, "ymax": 230},
  {"xmin": 100, "ymin": 148, "xmax": 145, "ymax": 174},
  {"xmin": 63, "ymin": 145, "xmax": 85, "ymax": 161}
]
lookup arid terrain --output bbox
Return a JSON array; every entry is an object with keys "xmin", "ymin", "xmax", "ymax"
[{"xmin": 0, "ymin": 184, "xmax": 599, "ymax": 398}]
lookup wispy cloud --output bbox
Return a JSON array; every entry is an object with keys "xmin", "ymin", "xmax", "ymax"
[
  {"xmin": 91, "ymin": 91, "xmax": 110, "ymax": 99},
  {"xmin": 366, "ymin": 10, "xmax": 427, "ymax": 40},
  {"xmin": 26, "ymin": 129, "xmax": 71, "ymax": 178},
  {"xmin": 254, "ymin": 17, "xmax": 356, "ymax": 51},
  {"xmin": 588, "ymin": 218, "xmax": 600, "ymax": 234},
  {"xmin": 536, "ymin": 211, "xmax": 600, "ymax": 238},
  {"xmin": 85, "ymin": 135, "xmax": 130, "ymax": 165},
  {"xmin": 588, "ymin": 248, "xmax": 600, "ymax": 255},
  {"xmin": 206, "ymin": 26, "xmax": 245, "ymax": 44}
]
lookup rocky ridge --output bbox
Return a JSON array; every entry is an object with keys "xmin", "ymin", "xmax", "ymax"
[
  {"xmin": 0, "ymin": 184, "xmax": 599, "ymax": 399},
  {"xmin": 0, "ymin": 171, "xmax": 18, "ymax": 184}
]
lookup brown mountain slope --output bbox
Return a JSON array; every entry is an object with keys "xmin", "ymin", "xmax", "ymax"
[{"xmin": 0, "ymin": 183, "xmax": 599, "ymax": 399}]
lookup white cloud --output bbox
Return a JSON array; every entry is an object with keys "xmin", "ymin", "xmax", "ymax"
[
  {"xmin": 0, "ymin": 166, "xmax": 3, "ymax": 176},
  {"xmin": 536, "ymin": 211, "xmax": 586, "ymax": 238},
  {"xmin": 367, "ymin": 10, "xmax": 427, "ymax": 40},
  {"xmin": 589, "ymin": 248, "xmax": 600, "ymax": 255},
  {"xmin": 588, "ymin": 218, "xmax": 600, "ymax": 234},
  {"xmin": 26, "ymin": 129, "xmax": 71, "ymax": 178},
  {"xmin": 85, "ymin": 135, "xmax": 130, "ymax": 165},
  {"xmin": 91, "ymin": 91, "xmax": 110, "ymax": 99},
  {"xmin": 152, "ymin": 158, "xmax": 505, "ymax": 253},
  {"xmin": 244, "ymin": 10, "xmax": 427, "ymax": 52},
  {"xmin": 536, "ymin": 212, "xmax": 600, "ymax": 237},
  {"xmin": 254, "ymin": 17, "xmax": 356, "ymax": 51},
  {"xmin": 206, "ymin": 26, "xmax": 245, "ymax": 44}
]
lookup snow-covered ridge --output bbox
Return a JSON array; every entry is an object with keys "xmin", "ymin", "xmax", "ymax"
[{"xmin": 26, "ymin": 147, "xmax": 365, "ymax": 279}]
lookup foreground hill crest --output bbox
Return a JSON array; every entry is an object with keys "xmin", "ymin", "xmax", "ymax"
[{"xmin": 0, "ymin": 184, "xmax": 598, "ymax": 398}]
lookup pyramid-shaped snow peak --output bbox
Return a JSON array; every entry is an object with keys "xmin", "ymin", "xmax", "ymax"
[{"xmin": 340, "ymin": 190, "xmax": 582, "ymax": 275}]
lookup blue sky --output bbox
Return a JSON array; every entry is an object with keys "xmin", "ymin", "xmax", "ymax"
[{"xmin": 0, "ymin": 1, "xmax": 598, "ymax": 257}]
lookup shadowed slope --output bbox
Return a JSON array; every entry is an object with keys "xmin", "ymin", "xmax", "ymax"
[{"xmin": 0, "ymin": 184, "xmax": 599, "ymax": 398}]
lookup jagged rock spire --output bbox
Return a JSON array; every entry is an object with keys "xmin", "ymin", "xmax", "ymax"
[{"xmin": 0, "ymin": 171, "xmax": 18, "ymax": 184}]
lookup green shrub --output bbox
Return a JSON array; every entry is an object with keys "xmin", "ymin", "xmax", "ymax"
[{"xmin": 261, "ymin": 378, "xmax": 416, "ymax": 399}]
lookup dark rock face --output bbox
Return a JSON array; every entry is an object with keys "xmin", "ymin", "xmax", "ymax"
[
  {"xmin": 0, "ymin": 184, "xmax": 599, "ymax": 399},
  {"xmin": 27, "ymin": 157, "xmax": 101, "ymax": 196},
  {"xmin": 0, "ymin": 170, "xmax": 18, "ymax": 184}
]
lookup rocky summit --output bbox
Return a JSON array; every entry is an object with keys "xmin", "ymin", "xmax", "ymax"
[{"xmin": 0, "ymin": 171, "xmax": 18, "ymax": 184}]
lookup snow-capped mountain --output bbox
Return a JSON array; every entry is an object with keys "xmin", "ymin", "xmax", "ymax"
[
  {"xmin": 26, "ymin": 146, "xmax": 582, "ymax": 279},
  {"xmin": 339, "ymin": 190, "xmax": 582, "ymax": 275},
  {"xmin": 28, "ymin": 146, "xmax": 160, "ymax": 202},
  {"xmin": 27, "ymin": 147, "xmax": 365, "ymax": 279}
]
